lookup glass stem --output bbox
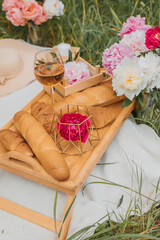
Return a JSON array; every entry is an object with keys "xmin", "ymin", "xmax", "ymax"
[
  {"xmin": 50, "ymin": 86, "xmax": 55, "ymax": 135},
  {"xmin": 51, "ymin": 86, "xmax": 55, "ymax": 105}
]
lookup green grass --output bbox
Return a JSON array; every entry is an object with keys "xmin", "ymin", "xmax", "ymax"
[
  {"xmin": 1, "ymin": 0, "xmax": 160, "ymax": 64},
  {"xmin": 52, "ymin": 159, "xmax": 160, "ymax": 240},
  {"xmin": 67, "ymin": 174, "xmax": 160, "ymax": 240}
]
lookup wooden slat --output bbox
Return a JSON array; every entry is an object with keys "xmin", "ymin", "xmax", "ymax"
[
  {"xmin": 0, "ymin": 159, "xmax": 76, "ymax": 196},
  {"xmin": 64, "ymin": 73, "xmax": 105, "ymax": 96},
  {"xmin": 0, "ymin": 197, "xmax": 61, "ymax": 232},
  {"xmin": 78, "ymin": 56, "xmax": 96, "ymax": 74},
  {"xmin": 58, "ymin": 195, "xmax": 76, "ymax": 240}
]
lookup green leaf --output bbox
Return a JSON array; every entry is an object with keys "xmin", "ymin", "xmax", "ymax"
[
  {"xmin": 67, "ymin": 225, "xmax": 93, "ymax": 240},
  {"xmin": 31, "ymin": 21, "xmax": 37, "ymax": 31},
  {"xmin": 36, "ymin": 59, "xmax": 45, "ymax": 65},
  {"xmin": 95, "ymin": 222, "xmax": 108, "ymax": 233},
  {"xmin": 53, "ymin": 186, "xmax": 59, "ymax": 233},
  {"xmin": 137, "ymin": 93, "xmax": 144, "ymax": 107},
  {"xmin": 152, "ymin": 89, "xmax": 158, "ymax": 102},
  {"xmin": 155, "ymin": 177, "xmax": 160, "ymax": 194},
  {"xmin": 117, "ymin": 195, "xmax": 124, "ymax": 208},
  {"xmin": 66, "ymin": 50, "xmax": 73, "ymax": 63},
  {"xmin": 50, "ymin": 52, "xmax": 57, "ymax": 60},
  {"xmin": 122, "ymin": 98, "xmax": 133, "ymax": 108},
  {"xmin": 97, "ymin": 162, "xmax": 117, "ymax": 166},
  {"xmin": 74, "ymin": 50, "xmax": 80, "ymax": 61}
]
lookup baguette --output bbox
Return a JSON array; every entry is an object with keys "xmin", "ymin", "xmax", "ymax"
[
  {"xmin": 53, "ymin": 80, "xmax": 124, "ymax": 112},
  {"xmin": 0, "ymin": 129, "xmax": 33, "ymax": 156},
  {"xmin": 14, "ymin": 111, "xmax": 70, "ymax": 181}
]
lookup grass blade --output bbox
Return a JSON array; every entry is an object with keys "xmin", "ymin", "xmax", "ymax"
[
  {"xmin": 53, "ymin": 186, "xmax": 59, "ymax": 233},
  {"xmin": 117, "ymin": 195, "xmax": 124, "ymax": 208}
]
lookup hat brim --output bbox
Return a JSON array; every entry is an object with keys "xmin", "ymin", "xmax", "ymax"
[{"xmin": 0, "ymin": 39, "xmax": 38, "ymax": 97}]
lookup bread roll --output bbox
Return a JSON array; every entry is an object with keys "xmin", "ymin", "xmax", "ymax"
[
  {"xmin": 87, "ymin": 102, "xmax": 122, "ymax": 128},
  {"xmin": 31, "ymin": 101, "xmax": 53, "ymax": 133},
  {"xmin": 14, "ymin": 111, "xmax": 70, "ymax": 181},
  {"xmin": 0, "ymin": 129, "xmax": 33, "ymax": 156},
  {"xmin": 31, "ymin": 100, "xmax": 123, "ymax": 130},
  {"xmin": 53, "ymin": 80, "xmax": 124, "ymax": 112}
]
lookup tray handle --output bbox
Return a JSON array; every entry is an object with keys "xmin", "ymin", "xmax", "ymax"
[{"xmin": 0, "ymin": 151, "xmax": 44, "ymax": 174}]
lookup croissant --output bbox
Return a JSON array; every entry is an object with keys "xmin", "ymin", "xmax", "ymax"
[
  {"xmin": 0, "ymin": 129, "xmax": 33, "ymax": 156},
  {"xmin": 13, "ymin": 111, "xmax": 70, "ymax": 181}
]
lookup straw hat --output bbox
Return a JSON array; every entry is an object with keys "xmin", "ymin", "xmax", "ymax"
[{"xmin": 0, "ymin": 39, "xmax": 38, "ymax": 97}]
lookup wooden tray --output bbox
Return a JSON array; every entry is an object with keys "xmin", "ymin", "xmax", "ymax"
[
  {"xmin": 0, "ymin": 91, "xmax": 135, "ymax": 196},
  {"xmin": 0, "ymin": 89, "xmax": 135, "ymax": 239}
]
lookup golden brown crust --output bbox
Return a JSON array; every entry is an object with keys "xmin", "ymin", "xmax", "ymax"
[
  {"xmin": 30, "ymin": 100, "xmax": 122, "ymax": 130},
  {"xmin": 0, "ymin": 129, "xmax": 24, "ymax": 150},
  {"xmin": 15, "ymin": 142, "xmax": 33, "ymax": 156},
  {"xmin": 13, "ymin": 111, "xmax": 70, "ymax": 181},
  {"xmin": 53, "ymin": 81, "xmax": 124, "ymax": 112},
  {"xmin": 31, "ymin": 102, "xmax": 53, "ymax": 133},
  {"xmin": 0, "ymin": 129, "xmax": 33, "ymax": 156},
  {"xmin": 87, "ymin": 102, "xmax": 122, "ymax": 128}
]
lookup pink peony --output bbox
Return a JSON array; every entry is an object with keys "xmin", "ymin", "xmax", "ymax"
[
  {"xmin": 22, "ymin": 1, "xmax": 41, "ymax": 21},
  {"xmin": 2, "ymin": 0, "xmax": 24, "ymax": 11},
  {"xmin": 57, "ymin": 112, "xmax": 91, "ymax": 143},
  {"xmin": 64, "ymin": 61, "xmax": 90, "ymax": 85},
  {"xmin": 6, "ymin": 7, "xmax": 26, "ymax": 26},
  {"xmin": 120, "ymin": 30, "xmax": 149, "ymax": 56},
  {"xmin": 34, "ymin": 5, "xmax": 48, "ymax": 25},
  {"xmin": 145, "ymin": 26, "xmax": 160, "ymax": 49},
  {"xmin": 119, "ymin": 15, "xmax": 151, "ymax": 38},
  {"xmin": 102, "ymin": 42, "xmax": 134, "ymax": 75}
]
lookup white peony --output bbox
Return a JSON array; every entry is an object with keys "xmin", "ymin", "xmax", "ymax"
[
  {"xmin": 120, "ymin": 30, "xmax": 149, "ymax": 56},
  {"xmin": 138, "ymin": 52, "xmax": 160, "ymax": 91},
  {"xmin": 112, "ymin": 57, "xmax": 148, "ymax": 101},
  {"xmin": 43, "ymin": 0, "xmax": 64, "ymax": 19}
]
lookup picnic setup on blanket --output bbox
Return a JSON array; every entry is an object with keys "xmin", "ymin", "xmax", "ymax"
[
  {"xmin": 0, "ymin": 38, "xmax": 135, "ymax": 240},
  {"xmin": 0, "ymin": 4, "xmax": 160, "ymax": 239}
]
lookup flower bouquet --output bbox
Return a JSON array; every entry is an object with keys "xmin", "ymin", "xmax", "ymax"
[
  {"xmin": 102, "ymin": 15, "xmax": 160, "ymax": 134},
  {"xmin": 2, "ymin": 0, "xmax": 64, "ymax": 44}
]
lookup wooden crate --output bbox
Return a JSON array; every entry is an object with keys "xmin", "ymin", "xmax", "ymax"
[
  {"xmin": 44, "ymin": 46, "xmax": 110, "ymax": 101},
  {"xmin": 0, "ymin": 90, "xmax": 135, "ymax": 240}
]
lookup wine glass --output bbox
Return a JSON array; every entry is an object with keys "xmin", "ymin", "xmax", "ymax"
[{"xmin": 34, "ymin": 49, "xmax": 64, "ymax": 105}]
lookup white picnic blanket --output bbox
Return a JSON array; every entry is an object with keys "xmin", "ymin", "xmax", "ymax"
[{"xmin": 0, "ymin": 42, "xmax": 160, "ymax": 240}]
